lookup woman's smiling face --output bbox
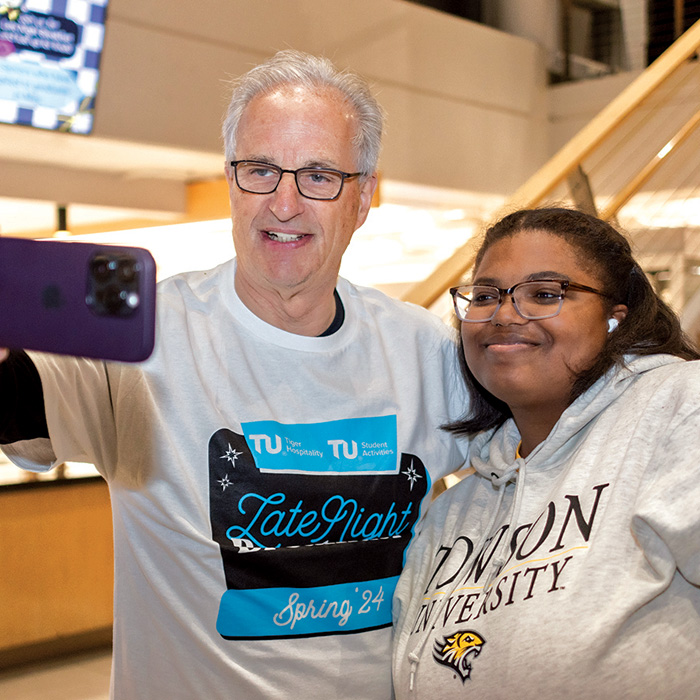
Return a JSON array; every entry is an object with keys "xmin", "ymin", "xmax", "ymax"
[{"xmin": 462, "ymin": 229, "xmax": 627, "ymax": 422}]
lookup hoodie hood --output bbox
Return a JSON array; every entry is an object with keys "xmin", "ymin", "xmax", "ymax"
[
  {"xmin": 470, "ymin": 353, "xmax": 683, "ymax": 479},
  {"xmin": 467, "ymin": 354, "xmax": 683, "ymax": 586}
]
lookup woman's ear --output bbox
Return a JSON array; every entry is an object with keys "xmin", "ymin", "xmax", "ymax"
[
  {"xmin": 611, "ymin": 304, "xmax": 628, "ymax": 323},
  {"xmin": 607, "ymin": 304, "xmax": 628, "ymax": 332}
]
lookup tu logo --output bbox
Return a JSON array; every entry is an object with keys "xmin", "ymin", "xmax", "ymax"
[
  {"xmin": 328, "ymin": 439, "xmax": 358, "ymax": 459},
  {"xmin": 249, "ymin": 434, "xmax": 282, "ymax": 454}
]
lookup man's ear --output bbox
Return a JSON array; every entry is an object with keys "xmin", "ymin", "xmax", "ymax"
[{"xmin": 355, "ymin": 173, "xmax": 378, "ymax": 230}]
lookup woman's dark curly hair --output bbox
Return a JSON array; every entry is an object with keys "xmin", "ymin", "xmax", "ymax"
[{"xmin": 445, "ymin": 207, "xmax": 700, "ymax": 437}]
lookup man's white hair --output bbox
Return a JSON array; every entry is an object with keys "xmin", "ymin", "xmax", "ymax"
[{"xmin": 222, "ymin": 50, "xmax": 384, "ymax": 175}]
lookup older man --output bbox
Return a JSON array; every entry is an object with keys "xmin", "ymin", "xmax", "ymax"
[{"xmin": 0, "ymin": 51, "xmax": 466, "ymax": 699}]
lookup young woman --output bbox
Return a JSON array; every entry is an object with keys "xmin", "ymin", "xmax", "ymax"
[{"xmin": 393, "ymin": 208, "xmax": 700, "ymax": 699}]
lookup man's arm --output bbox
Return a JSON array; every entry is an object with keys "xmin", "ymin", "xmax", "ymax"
[{"xmin": 0, "ymin": 349, "xmax": 49, "ymax": 443}]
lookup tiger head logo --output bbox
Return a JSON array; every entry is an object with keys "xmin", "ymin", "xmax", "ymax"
[{"xmin": 432, "ymin": 630, "xmax": 485, "ymax": 683}]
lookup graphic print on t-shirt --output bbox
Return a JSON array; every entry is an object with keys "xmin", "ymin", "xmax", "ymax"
[{"xmin": 208, "ymin": 416, "xmax": 428, "ymax": 640}]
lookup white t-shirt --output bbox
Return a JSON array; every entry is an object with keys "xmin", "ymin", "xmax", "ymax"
[{"xmin": 4, "ymin": 259, "xmax": 468, "ymax": 700}]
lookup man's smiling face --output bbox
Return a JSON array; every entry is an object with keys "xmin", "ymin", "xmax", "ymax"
[{"xmin": 227, "ymin": 85, "xmax": 375, "ymax": 302}]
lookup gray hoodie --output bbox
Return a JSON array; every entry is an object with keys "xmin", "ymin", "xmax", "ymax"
[{"xmin": 393, "ymin": 355, "xmax": 700, "ymax": 699}]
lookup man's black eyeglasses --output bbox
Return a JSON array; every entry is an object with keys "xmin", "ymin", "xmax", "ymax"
[{"xmin": 229, "ymin": 160, "xmax": 363, "ymax": 201}]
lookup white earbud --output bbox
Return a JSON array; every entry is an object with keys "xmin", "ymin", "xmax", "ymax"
[{"xmin": 607, "ymin": 318, "xmax": 619, "ymax": 333}]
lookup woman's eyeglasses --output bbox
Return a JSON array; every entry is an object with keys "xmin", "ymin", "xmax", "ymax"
[{"xmin": 450, "ymin": 279, "xmax": 609, "ymax": 322}]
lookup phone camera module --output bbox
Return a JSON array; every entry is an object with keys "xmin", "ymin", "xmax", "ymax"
[{"xmin": 86, "ymin": 252, "xmax": 142, "ymax": 318}]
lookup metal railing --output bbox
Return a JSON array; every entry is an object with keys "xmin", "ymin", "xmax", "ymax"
[{"xmin": 402, "ymin": 18, "xmax": 700, "ymax": 332}]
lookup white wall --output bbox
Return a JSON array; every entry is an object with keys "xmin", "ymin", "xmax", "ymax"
[
  {"xmin": 0, "ymin": 0, "xmax": 552, "ymax": 218},
  {"xmin": 620, "ymin": 0, "xmax": 649, "ymax": 70},
  {"xmin": 493, "ymin": 0, "xmax": 561, "ymax": 70},
  {"xmin": 547, "ymin": 69, "xmax": 639, "ymax": 154}
]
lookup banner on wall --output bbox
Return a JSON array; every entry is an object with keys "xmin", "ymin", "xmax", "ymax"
[{"xmin": 0, "ymin": 0, "xmax": 108, "ymax": 134}]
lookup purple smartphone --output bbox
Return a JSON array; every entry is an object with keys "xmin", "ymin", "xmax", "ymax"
[{"xmin": 0, "ymin": 237, "xmax": 156, "ymax": 362}]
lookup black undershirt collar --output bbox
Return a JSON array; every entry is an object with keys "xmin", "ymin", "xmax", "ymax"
[{"xmin": 317, "ymin": 289, "xmax": 345, "ymax": 337}]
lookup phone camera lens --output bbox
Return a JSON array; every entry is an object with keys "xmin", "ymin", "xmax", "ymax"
[
  {"xmin": 117, "ymin": 259, "xmax": 138, "ymax": 283},
  {"xmin": 91, "ymin": 255, "xmax": 112, "ymax": 282},
  {"xmin": 100, "ymin": 286, "xmax": 125, "ymax": 315}
]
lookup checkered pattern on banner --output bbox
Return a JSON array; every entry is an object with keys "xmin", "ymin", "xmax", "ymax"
[{"xmin": 0, "ymin": 0, "xmax": 108, "ymax": 133}]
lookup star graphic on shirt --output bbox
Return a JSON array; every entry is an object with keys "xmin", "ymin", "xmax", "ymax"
[
  {"xmin": 220, "ymin": 443, "xmax": 243, "ymax": 465},
  {"xmin": 218, "ymin": 474, "xmax": 232, "ymax": 491},
  {"xmin": 402, "ymin": 461, "xmax": 423, "ymax": 490}
]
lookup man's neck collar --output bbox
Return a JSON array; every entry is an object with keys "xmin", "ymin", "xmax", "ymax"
[
  {"xmin": 317, "ymin": 290, "xmax": 344, "ymax": 337},
  {"xmin": 234, "ymin": 272, "xmax": 342, "ymax": 337}
]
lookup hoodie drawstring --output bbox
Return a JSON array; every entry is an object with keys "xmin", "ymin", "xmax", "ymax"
[
  {"xmin": 483, "ymin": 459, "xmax": 526, "ymax": 586},
  {"xmin": 408, "ymin": 651, "xmax": 419, "ymax": 691},
  {"xmin": 405, "ymin": 458, "xmax": 524, "ymax": 692}
]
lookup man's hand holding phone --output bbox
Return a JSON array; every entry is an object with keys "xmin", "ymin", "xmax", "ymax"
[{"xmin": 0, "ymin": 238, "xmax": 156, "ymax": 362}]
